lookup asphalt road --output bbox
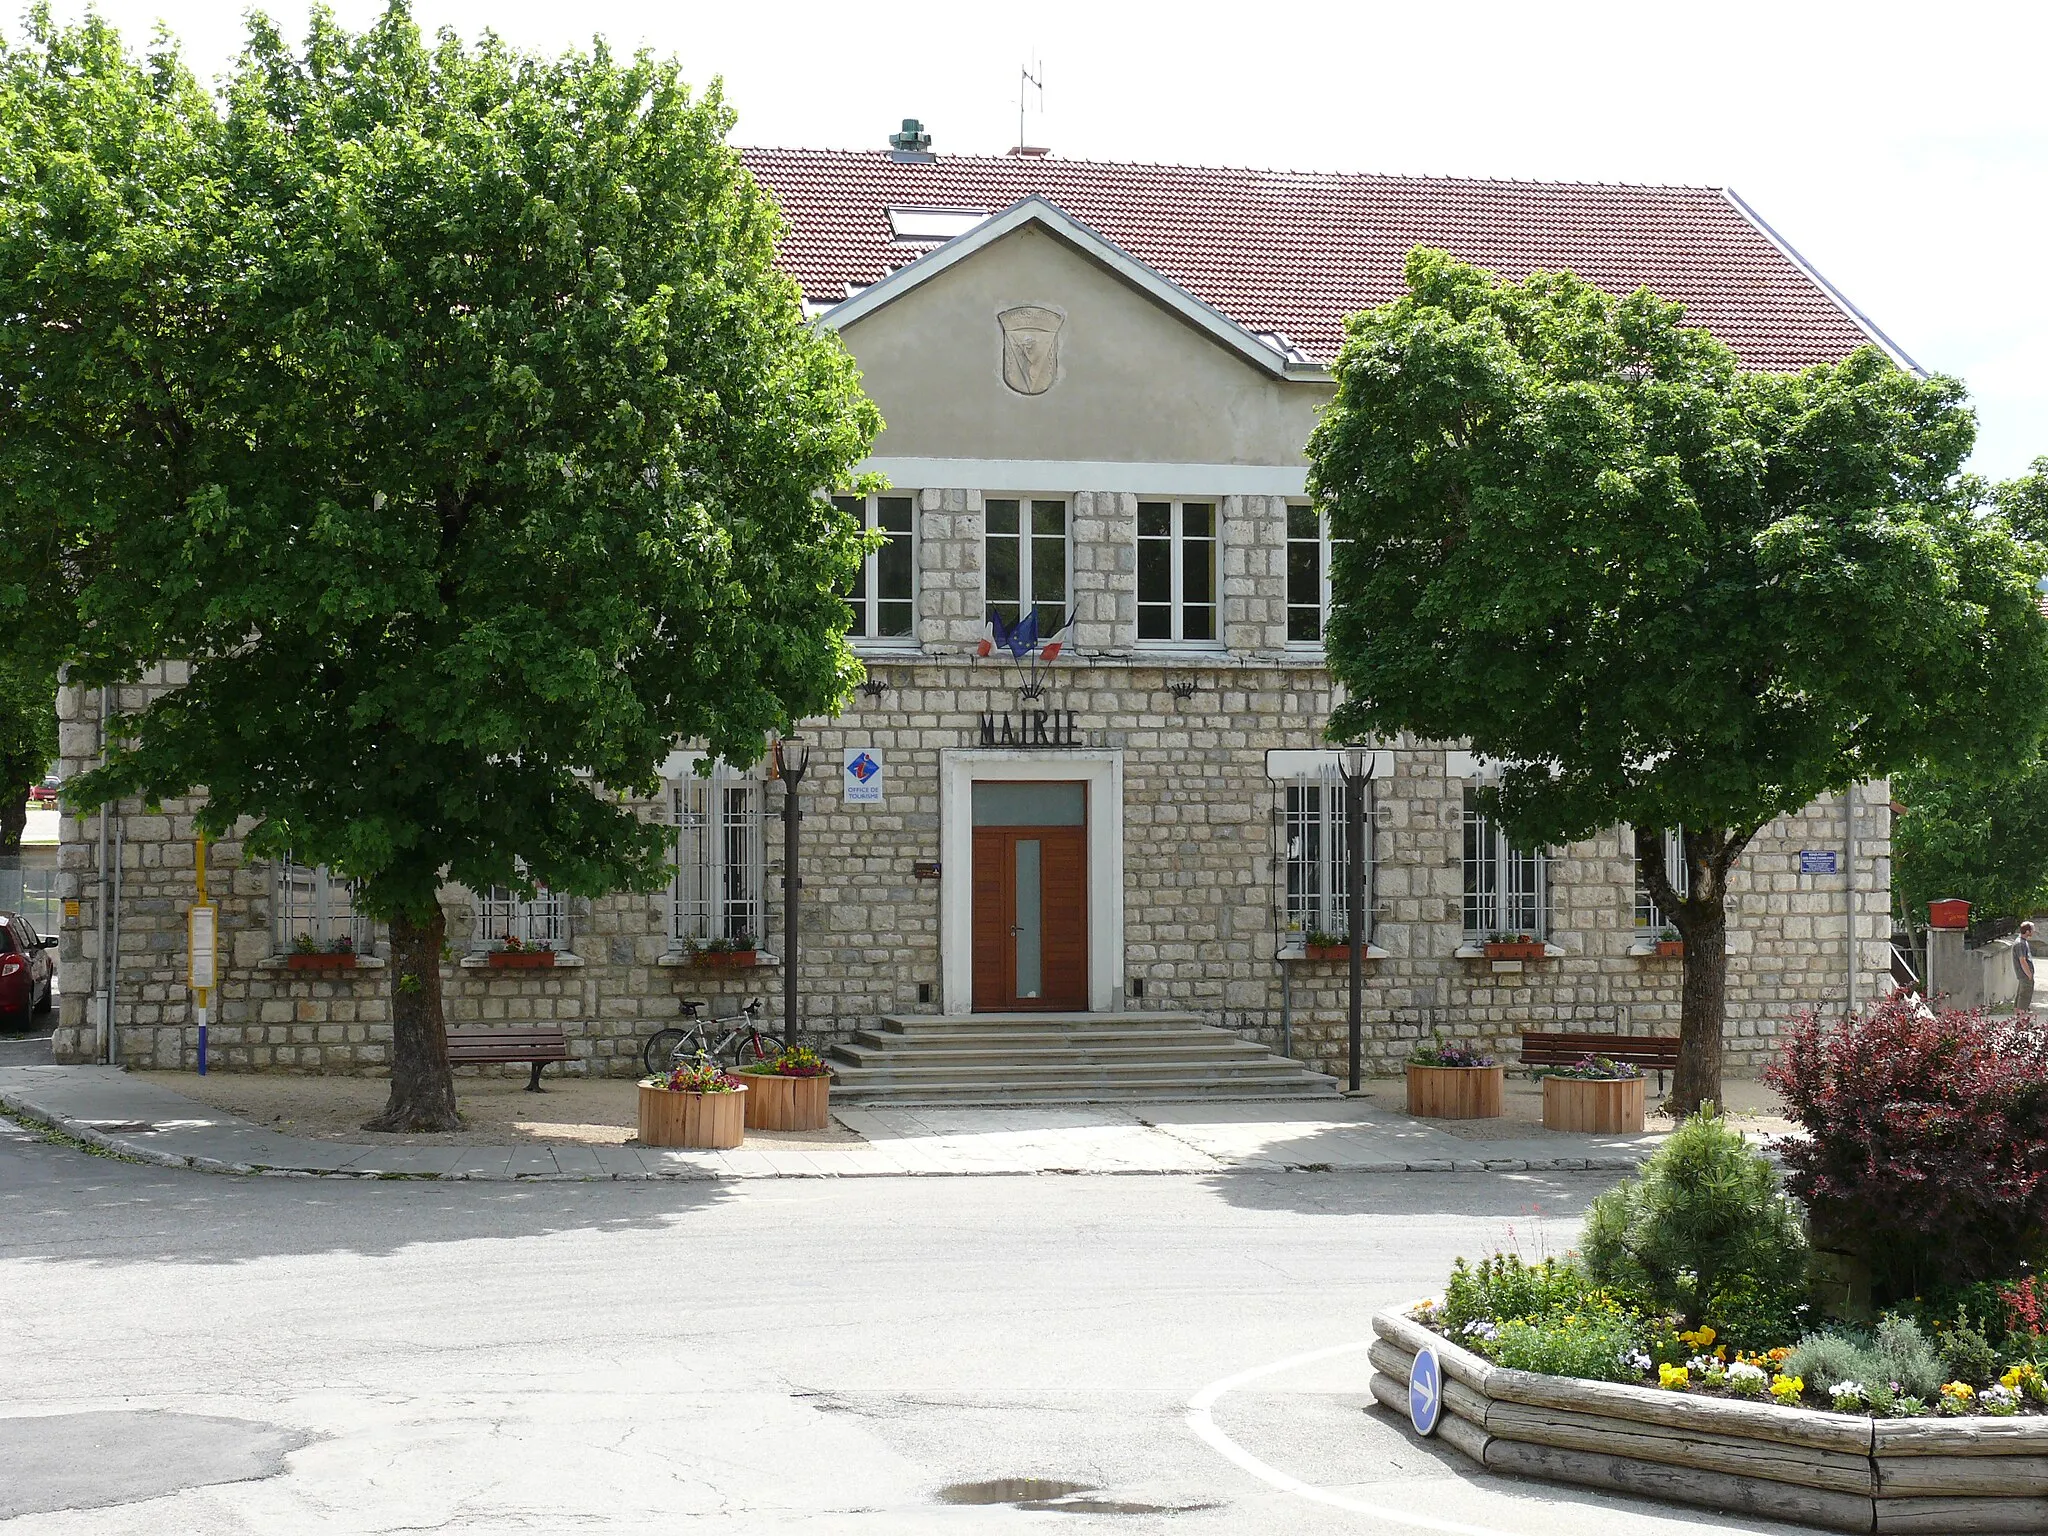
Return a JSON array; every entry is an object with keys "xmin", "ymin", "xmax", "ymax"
[{"xmin": 0, "ymin": 1115, "xmax": 1812, "ymax": 1535}]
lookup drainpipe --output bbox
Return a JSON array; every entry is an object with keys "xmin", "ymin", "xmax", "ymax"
[
  {"xmin": 109, "ymin": 812, "xmax": 124, "ymax": 1066},
  {"xmin": 1845, "ymin": 783, "xmax": 1859, "ymax": 1014}
]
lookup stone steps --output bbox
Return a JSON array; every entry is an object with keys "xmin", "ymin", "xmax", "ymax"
[{"xmin": 827, "ymin": 1011, "xmax": 1338, "ymax": 1106}]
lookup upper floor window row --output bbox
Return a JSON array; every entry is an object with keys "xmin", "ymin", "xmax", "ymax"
[
  {"xmin": 837, "ymin": 494, "xmax": 917, "ymax": 641},
  {"xmin": 1138, "ymin": 499, "xmax": 1217, "ymax": 643}
]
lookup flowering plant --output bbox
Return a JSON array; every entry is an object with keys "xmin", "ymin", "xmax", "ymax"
[
  {"xmin": 1938, "ymin": 1381, "xmax": 1975, "ymax": 1416},
  {"xmin": 1410, "ymin": 1035, "xmax": 1497, "ymax": 1069},
  {"xmin": 1769, "ymin": 1374, "xmax": 1804, "ymax": 1405},
  {"xmin": 1726, "ymin": 1361, "xmax": 1767, "ymax": 1396},
  {"xmin": 1829, "ymin": 1381, "xmax": 1867, "ymax": 1413},
  {"xmin": 1999, "ymin": 1361, "xmax": 2048, "ymax": 1403},
  {"xmin": 754, "ymin": 1044, "xmax": 829, "ymax": 1079},
  {"xmin": 1657, "ymin": 1363, "xmax": 1689, "ymax": 1390},
  {"xmin": 1980, "ymin": 1384, "xmax": 2021, "ymax": 1416},
  {"xmin": 494, "ymin": 933, "xmax": 552, "ymax": 953},
  {"xmin": 1544, "ymin": 1054, "xmax": 1644, "ymax": 1082},
  {"xmin": 646, "ymin": 1052, "xmax": 740, "ymax": 1094}
]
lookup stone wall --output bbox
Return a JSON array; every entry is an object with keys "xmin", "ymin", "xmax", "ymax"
[{"xmin": 53, "ymin": 487, "xmax": 1894, "ymax": 1081}]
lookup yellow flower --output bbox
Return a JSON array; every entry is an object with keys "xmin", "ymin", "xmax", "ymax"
[
  {"xmin": 1940, "ymin": 1381, "xmax": 1974, "ymax": 1403},
  {"xmin": 1658, "ymin": 1363, "xmax": 1690, "ymax": 1390},
  {"xmin": 1770, "ymin": 1374, "xmax": 1804, "ymax": 1403},
  {"xmin": 2001, "ymin": 1367, "xmax": 2022, "ymax": 1390},
  {"xmin": 1676, "ymin": 1325, "xmax": 1716, "ymax": 1351}
]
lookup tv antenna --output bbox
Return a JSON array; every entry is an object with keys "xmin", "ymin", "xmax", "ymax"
[{"xmin": 1017, "ymin": 57, "xmax": 1045, "ymax": 155}]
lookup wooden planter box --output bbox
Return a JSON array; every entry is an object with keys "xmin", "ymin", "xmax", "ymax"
[
  {"xmin": 1405, "ymin": 1063, "xmax": 1504, "ymax": 1119},
  {"xmin": 738, "ymin": 1069, "xmax": 831, "ymax": 1130},
  {"xmin": 1369, "ymin": 1307, "xmax": 2048, "ymax": 1534},
  {"xmin": 638, "ymin": 1083, "xmax": 747, "ymax": 1149},
  {"xmin": 1483, "ymin": 941, "xmax": 1548, "ymax": 960},
  {"xmin": 692, "ymin": 950, "xmax": 759, "ymax": 968},
  {"xmin": 1654, "ymin": 940, "xmax": 1684, "ymax": 957},
  {"xmin": 286, "ymin": 952, "xmax": 357, "ymax": 971},
  {"xmin": 488, "ymin": 950, "xmax": 556, "ymax": 969},
  {"xmin": 1542, "ymin": 1074, "xmax": 1646, "ymax": 1133}
]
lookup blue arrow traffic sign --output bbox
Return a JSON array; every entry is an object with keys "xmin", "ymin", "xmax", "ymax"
[{"xmin": 1408, "ymin": 1344, "xmax": 1442, "ymax": 1436}]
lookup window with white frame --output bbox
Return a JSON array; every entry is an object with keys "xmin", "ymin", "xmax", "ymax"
[
  {"xmin": 1137, "ymin": 499, "xmax": 1218, "ymax": 642},
  {"xmin": 836, "ymin": 493, "xmax": 917, "ymax": 640},
  {"xmin": 1634, "ymin": 828, "xmax": 1688, "ymax": 931},
  {"xmin": 1284, "ymin": 771, "xmax": 1372, "ymax": 941},
  {"xmin": 1286, "ymin": 502, "xmax": 1334, "ymax": 645},
  {"xmin": 471, "ymin": 874, "xmax": 569, "ymax": 953},
  {"xmin": 274, "ymin": 859, "xmax": 372, "ymax": 953},
  {"xmin": 1463, "ymin": 788, "xmax": 1550, "ymax": 939},
  {"xmin": 985, "ymin": 497, "xmax": 1068, "ymax": 634},
  {"xmin": 672, "ymin": 765, "xmax": 766, "ymax": 948}
]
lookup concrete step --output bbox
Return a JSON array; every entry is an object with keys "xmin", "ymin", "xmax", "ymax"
[
  {"xmin": 836, "ymin": 1035, "xmax": 1276, "ymax": 1064},
  {"xmin": 829, "ymin": 1073, "xmax": 1336, "ymax": 1106},
  {"xmin": 875, "ymin": 1012, "xmax": 1209, "ymax": 1034}
]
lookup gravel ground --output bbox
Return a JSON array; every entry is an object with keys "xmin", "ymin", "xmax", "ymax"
[{"xmin": 130, "ymin": 1068, "xmax": 866, "ymax": 1149}]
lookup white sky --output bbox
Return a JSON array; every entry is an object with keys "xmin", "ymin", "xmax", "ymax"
[{"xmin": 43, "ymin": 0, "xmax": 2048, "ymax": 481}]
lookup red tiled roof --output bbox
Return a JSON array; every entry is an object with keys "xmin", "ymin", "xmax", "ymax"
[{"xmin": 740, "ymin": 148, "xmax": 1891, "ymax": 373}]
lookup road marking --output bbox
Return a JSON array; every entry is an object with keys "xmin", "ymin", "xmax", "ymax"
[{"xmin": 1185, "ymin": 1340, "xmax": 1520, "ymax": 1536}]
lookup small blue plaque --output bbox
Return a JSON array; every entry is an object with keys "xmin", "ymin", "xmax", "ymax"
[{"xmin": 1800, "ymin": 849, "xmax": 1839, "ymax": 875}]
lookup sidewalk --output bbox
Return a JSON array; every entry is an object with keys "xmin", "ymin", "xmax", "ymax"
[{"xmin": 0, "ymin": 1064, "xmax": 1679, "ymax": 1182}]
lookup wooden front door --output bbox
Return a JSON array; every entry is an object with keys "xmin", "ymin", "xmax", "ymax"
[{"xmin": 971, "ymin": 782, "xmax": 1088, "ymax": 1011}]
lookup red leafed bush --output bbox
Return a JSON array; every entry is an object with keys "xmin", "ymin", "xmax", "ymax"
[{"xmin": 1764, "ymin": 994, "xmax": 2048, "ymax": 1296}]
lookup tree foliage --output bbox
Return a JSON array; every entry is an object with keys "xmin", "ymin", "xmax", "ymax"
[
  {"xmin": 1309, "ymin": 248, "xmax": 2048, "ymax": 1109},
  {"xmin": 0, "ymin": 5, "xmax": 879, "ymax": 1124},
  {"xmin": 0, "ymin": 652, "xmax": 55, "ymax": 854}
]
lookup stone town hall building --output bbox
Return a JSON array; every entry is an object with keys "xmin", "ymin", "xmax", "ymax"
[{"xmin": 53, "ymin": 130, "xmax": 1905, "ymax": 1088}]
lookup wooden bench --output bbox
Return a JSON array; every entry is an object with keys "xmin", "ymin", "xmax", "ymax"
[
  {"xmin": 1519, "ymin": 1030, "xmax": 1681, "ymax": 1092},
  {"xmin": 445, "ymin": 1026, "xmax": 571, "ymax": 1092}
]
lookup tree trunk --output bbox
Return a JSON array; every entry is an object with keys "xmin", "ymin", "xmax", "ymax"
[
  {"xmin": 0, "ymin": 764, "xmax": 31, "ymax": 855},
  {"xmin": 1638, "ymin": 824, "xmax": 1750, "ymax": 1117},
  {"xmin": 365, "ymin": 905, "xmax": 462, "ymax": 1133}
]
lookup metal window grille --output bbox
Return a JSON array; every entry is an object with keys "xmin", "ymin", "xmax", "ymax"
[
  {"xmin": 671, "ymin": 767, "xmax": 765, "ymax": 946},
  {"xmin": 1137, "ymin": 500, "xmax": 1217, "ymax": 642},
  {"xmin": 837, "ymin": 493, "xmax": 918, "ymax": 639},
  {"xmin": 472, "ymin": 875, "xmax": 568, "ymax": 951},
  {"xmin": 985, "ymin": 496, "xmax": 1069, "ymax": 634},
  {"xmin": 275, "ymin": 859, "xmax": 373, "ymax": 952},
  {"xmin": 1284, "ymin": 770, "xmax": 1372, "ymax": 938},
  {"xmin": 1635, "ymin": 828, "xmax": 1689, "ymax": 929},
  {"xmin": 1462, "ymin": 789, "xmax": 1550, "ymax": 939}
]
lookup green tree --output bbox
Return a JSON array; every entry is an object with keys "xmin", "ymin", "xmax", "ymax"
[
  {"xmin": 1310, "ymin": 249, "xmax": 2048, "ymax": 1112},
  {"xmin": 0, "ymin": 7, "xmax": 878, "ymax": 1128},
  {"xmin": 1891, "ymin": 461, "xmax": 2048, "ymax": 928}
]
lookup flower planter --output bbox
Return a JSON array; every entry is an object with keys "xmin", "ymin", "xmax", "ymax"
[
  {"xmin": 1483, "ymin": 941, "xmax": 1547, "ymax": 960},
  {"xmin": 638, "ymin": 1083, "xmax": 747, "ymax": 1149},
  {"xmin": 1542, "ymin": 1074, "xmax": 1646, "ymax": 1133},
  {"xmin": 738, "ymin": 1068, "xmax": 831, "ymax": 1130},
  {"xmin": 286, "ymin": 952, "xmax": 357, "ymax": 971},
  {"xmin": 1369, "ymin": 1307, "xmax": 2048, "ymax": 1536},
  {"xmin": 1405, "ymin": 1063, "xmax": 1504, "ymax": 1119},
  {"xmin": 1304, "ymin": 944, "xmax": 1359, "ymax": 962},
  {"xmin": 692, "ymin": 950, "xmax": 759, "ymax": 969},
  {"xmin": 488, "ymin": 950, "xmax": 556, "ymax": 969},
  {"xmin": 1654, "ymin": 940, "xmax": 1685, "ymax": 957}
]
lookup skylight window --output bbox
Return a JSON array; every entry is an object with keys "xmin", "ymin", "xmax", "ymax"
[{"xmin": 886, "ymin": 207, "xmax": 989, "ymax": 243}]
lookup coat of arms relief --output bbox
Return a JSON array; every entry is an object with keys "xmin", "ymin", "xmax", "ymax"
[{"xmin": 998, "ymin": 306, "xmax": 1064, "ymax": 396}]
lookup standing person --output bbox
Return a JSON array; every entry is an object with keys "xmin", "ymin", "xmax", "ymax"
[{"xmin": 2015, "ymin": 922, "xmax": 2037, "ymax": 1014}]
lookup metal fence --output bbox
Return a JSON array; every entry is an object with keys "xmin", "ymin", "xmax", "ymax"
[{"xmin": 0, "ymin": 854, "xmax": 59, "ymax": 938}]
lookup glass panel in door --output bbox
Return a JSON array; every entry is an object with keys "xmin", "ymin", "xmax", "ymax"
[{"xmin": 1014, "ymin": 839, "xmax": 1042, "ymax": 1000}]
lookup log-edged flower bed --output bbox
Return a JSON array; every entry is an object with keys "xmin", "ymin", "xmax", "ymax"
[
  {"xmin": 1369, "ymin": 1307, "xmax": 2048, "ymax": 1533},
  {"xmin": 1368, "ymin": 1006, "xmax": 2048, "ymax": 1534}
]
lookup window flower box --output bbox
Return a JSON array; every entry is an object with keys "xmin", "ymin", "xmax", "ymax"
[
  {"xmin": 1483, "ymin": 940, "xmax": 1547, "ymax": 961},
  {"xmin": 693, "ymin": 949, "xmax": 758, "ymax": 969},
  {"xmin": 1654, "ymin": 940, "xmax": 1685, "ymax": 957},
  {"xmin": 286, "ymin": 951, "xmax": 358, "ymax": 971},
  {"xmin": 1305, "ymin": 944, "xmax": 1358, "ymax": 962},
  {"xmin": 487, "ymin": 949, "xmax": 557, "ymax": 969}
]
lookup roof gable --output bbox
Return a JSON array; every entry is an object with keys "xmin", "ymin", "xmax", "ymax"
[{"xmin": 820, "ymin": 196, "xmax": 1316, "ymax": 381}]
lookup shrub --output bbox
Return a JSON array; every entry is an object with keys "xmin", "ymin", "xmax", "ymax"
[
  {"xmin": 1439, "ymin": 1254, "xmax": 1588, "ymax": 1334},
  {"xmin": 1941, "ymin": 1311, "xmax": 2003, "ymax": 1388},
  {"xmin": 1764, "ymin": 996, "xmax": 2048, "ymax": 1296},
  {"xmin": 1787, "ymin": 1318, "xmax": 1944, "ymax": 1399},
  {"xmin": 1485, "ymin": 1307, "xmax": 1647, "ymax": 1383},
  {"xmin": 1580, "ymin": 1106, "xmax": 1808, "ymax": 1329}
]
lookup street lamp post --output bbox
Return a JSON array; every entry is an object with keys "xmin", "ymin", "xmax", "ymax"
[
  {"xmin": 1343, "ymin": 743, "xmax": 1373, "ymax": 1093},
  {"xmin": 772, "ymin": 736, "xmax": 811, "ymax": 1048}
]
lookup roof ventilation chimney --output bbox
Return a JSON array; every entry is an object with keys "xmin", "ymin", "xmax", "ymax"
[{"xmin": 887, "ymin": 118, "xmax": 934, "ymax": 162}]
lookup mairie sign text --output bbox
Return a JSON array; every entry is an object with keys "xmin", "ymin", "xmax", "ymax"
[{"xmin": 978, "ymin": 710, "xmax": 1083, "ymax": 747}]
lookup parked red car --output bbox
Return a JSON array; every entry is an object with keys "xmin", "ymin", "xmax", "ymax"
[{"xmin": 0, "ymin": 912, "xmax": 56, "ymax": 1024}]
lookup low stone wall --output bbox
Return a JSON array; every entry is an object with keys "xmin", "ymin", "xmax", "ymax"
[{"xmin": 1369, "ymin": 1309, "xmax": 2048, "ymax": 1534}]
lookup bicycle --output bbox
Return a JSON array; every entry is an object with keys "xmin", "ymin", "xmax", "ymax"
[{"xmin": 641, "ymin": 997, "xmax": 782, "ymax": 1077}]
